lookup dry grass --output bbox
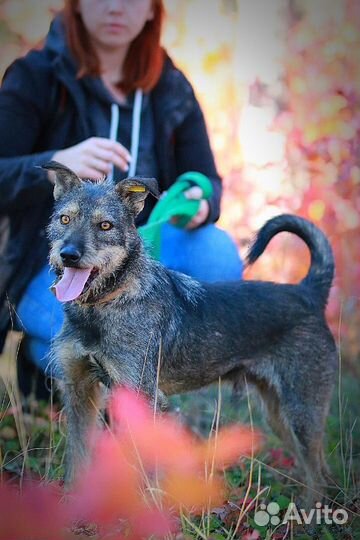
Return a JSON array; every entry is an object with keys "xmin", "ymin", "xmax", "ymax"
[{"xmin": 0, "ymin": 331, "xmax": 359, "ymax": 539}]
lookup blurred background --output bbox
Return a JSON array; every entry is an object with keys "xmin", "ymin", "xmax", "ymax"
[
  {"xmin": 0, "ymin": 5, "xmax": 359, "ymax": 531},
  {"xmin": 0, "ymin": 0, "xmax": 359, "ymax": 366}
]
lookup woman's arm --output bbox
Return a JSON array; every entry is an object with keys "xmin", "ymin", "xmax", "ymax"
[
  {"xmin": 173, "ymin": 94, "xmax": 222, "ymax": 224},
  {"xmin": 0, "ymin": 56, "xmax": 133, "ymax": 213},
  {"xmin": 0, "ymin": 57, "xmax": 56, "ymax": 213}
]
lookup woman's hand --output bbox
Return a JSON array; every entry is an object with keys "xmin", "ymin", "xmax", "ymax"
[
  {"xmin": 52, "ymin": 137, "xmax": 131, "ymax": 179},
  {"xmin": 172, "ymin": 186, "xmax": 210, "ymax": 229},
  {"xmin": 185, "ymin": 186, "xmax": 210, "ymax": 229}
]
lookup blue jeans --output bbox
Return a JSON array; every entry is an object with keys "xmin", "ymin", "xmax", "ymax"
[{"xmin": 17, "ymin": 224, "xmax": 243, "ymax": 375}]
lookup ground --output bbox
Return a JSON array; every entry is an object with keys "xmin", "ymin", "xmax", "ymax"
[{"xmin": 0, "ymin": 333, "xmax": 359, "ymax": 540}]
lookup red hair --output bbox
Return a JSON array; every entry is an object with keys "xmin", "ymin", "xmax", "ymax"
[{"xmin": 63, "ymin": 0, "xmax": 165, "ymax": 94}]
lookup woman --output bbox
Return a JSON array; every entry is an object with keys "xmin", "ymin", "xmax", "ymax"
[{"xmin": 0, "ymin": 0, "xmax": 243, "ymax": 381}]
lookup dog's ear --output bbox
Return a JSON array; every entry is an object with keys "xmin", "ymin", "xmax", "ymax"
[
  {"xmin": 116, "ymin": 176, "xmax": 159, "ymax": 215},
  {"xmin": 41, "ymin": 161, "xmax": 82, "ymax": 200}
]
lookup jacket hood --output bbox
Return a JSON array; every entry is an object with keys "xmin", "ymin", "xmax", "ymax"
[{"xmin": 43, "ymin": 13, "xmax": 76, "ymax": 69}]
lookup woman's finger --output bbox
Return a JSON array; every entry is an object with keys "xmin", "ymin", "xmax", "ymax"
[
  {"xmin": 95, "ymin": 137, "xmax": 131, "ymax": 162},
  {"xmin": 86, "ymin": 157, "xmax": 112, "ymax": 176},
  {"xmin": 185, "ymin": 200, "xmax": 210, "ymax": 229},
  {"xmin": 91, "ymin": 147, "xmax": 129, "ymax": 172},
  {"xmin": 184, "ymin": 186, "xmax": 203, "ymax": 200}
]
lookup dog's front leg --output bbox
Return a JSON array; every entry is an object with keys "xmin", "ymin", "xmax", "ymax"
[{"xmin": 62, "ymin": 357, "xmax": 102, "ymax": 486}]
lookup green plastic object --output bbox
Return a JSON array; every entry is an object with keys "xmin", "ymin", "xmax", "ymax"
[{"xmin": 138, "ymin": 171, "xmax": 213, "ymax": 259}]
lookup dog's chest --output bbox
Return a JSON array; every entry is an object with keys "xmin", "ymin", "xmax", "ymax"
[{"xmin": 67, "ymin": 305, "xmax": 157, "ymax": 359}]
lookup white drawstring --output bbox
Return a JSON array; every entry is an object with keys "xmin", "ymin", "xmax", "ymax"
[
  {"xmin": 108, "ymin": 103, "xmax": 119, "ymax": 183},
  {"xmin": 128, "ymin": 88, "xmax": 142, "ymax": 177},
  {"xmin": 108, "ymin": 88, "xmax": 143, "ymax": 182}
]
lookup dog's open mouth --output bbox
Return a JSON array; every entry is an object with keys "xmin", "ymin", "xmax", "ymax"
[{"xmin": 54, "ymin": 267, "xmax": 98, "ymax": 302}]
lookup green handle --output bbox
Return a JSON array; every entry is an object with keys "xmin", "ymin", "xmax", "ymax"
[{"xmin": 139, "ymin": 171, "xmax": 213, "ymax": 259}]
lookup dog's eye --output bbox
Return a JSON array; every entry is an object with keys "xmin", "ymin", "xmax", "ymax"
[
  {"xmin": 60, "ymin": 215, "xmax": 70, "ymax": 225},
  {"xmin": 99, "ymin": 221, "xmax": 113, "ymax": 231}
]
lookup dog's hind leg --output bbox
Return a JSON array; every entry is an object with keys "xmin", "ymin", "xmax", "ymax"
[
  {"xmin": 268, "ymin": 386, "xmax": 334, "ymax": 507},
  {"xmin": 255, "ymin": 379, "xmax": 327, "ymax": 507},
  {"xmin": 282, "ymin": 358, "xmax": 337, "ymax": 506},
  {"xmin": 288, "ymin": 422, "xmax": 325, "ymax": 504},
  {"xmin": 62, "ymin": 357, "xmax": 102, "ymax": 486}
]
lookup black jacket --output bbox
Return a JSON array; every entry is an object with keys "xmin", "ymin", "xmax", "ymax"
[{"xmin": 0, "ymin": 17, "xmax": 222, "ymax": 351}]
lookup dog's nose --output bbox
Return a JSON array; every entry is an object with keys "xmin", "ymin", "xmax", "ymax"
[{"xmin": 60, "ymin": 245, "xmax": 82, "ymax": 266}]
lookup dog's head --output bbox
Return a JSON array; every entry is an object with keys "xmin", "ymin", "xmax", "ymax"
[{"xmin": 44, "ymin": 161, "xmax": 159, "ymax": 302}]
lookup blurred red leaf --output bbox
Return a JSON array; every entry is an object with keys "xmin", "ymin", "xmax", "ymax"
[
  {"xmin": 0, "ymin": 481, "xmax": 67, "ymax": 540},
  {"xmin": 269, "ymin": 448, "xmax": 295, "ymax": 470}
]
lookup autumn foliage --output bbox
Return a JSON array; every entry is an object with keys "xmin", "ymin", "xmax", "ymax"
[
  {"xmin": 220, "ymin": 2, "xmax": 360, "ymax": 360},
  {"xmin": 277, "ymin": 1, "xmax": 360, "ymax": 357},
  {"xmin": 0, "ymin": 388, "xmax": 261, "ymax": 539}
]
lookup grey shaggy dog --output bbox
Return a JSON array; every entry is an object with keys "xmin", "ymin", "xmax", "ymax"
[{"xmin": 45, "ymin": 161, "xmax": 337, "ymax": 503}]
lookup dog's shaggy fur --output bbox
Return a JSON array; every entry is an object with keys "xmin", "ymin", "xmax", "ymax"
[{"xmin": 45, "ymin": 161, "xmax": 337, "ymax": 503}]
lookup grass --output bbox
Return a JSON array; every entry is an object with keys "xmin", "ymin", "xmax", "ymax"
[
  {"xmin": 0, "ymin": 333, "xmax": 359, "ymax": 539},
  {"xmin": 169, "ymin": 375, "xmax": 360, "ymax": 539}
]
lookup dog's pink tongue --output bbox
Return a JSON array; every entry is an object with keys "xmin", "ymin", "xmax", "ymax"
[{"xmin": 55, "ymin": 267, "xmax": 92, "ymax": 302}]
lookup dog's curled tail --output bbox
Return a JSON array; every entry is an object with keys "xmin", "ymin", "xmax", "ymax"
[{"xmin": 247, "ymin": 214, "xmax": 335, "ymax": 308}]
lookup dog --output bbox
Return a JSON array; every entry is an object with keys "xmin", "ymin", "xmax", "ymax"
[{"xmin": 44, "ymin": 161, "xmax": 337, "ymax": 500}]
